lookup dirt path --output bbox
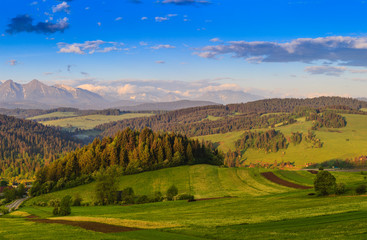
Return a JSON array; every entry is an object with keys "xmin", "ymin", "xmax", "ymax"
[
  {"xmin": 26, "ymin": 215, "xmax": 140, "ymax": 233},
  {"xmin": 261, "ymin": 172, "xmax": 312, "ymax": 189}
]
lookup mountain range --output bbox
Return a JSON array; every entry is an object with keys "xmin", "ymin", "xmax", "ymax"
[{"xmin": 0, "ymin": 80, "xmax": 263, "ymax": 110}]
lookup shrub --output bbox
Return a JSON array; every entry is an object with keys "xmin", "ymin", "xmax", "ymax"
[
  {"xmin": 121, "ymin": 187, "xmax": 135, "ymax": 204},
  {"xmin": 335, "ymin": 183, "xmax": 346, "ymax": 195},
  {"xmin": 73, "ymin": 195, "xmax": 83, "ymax": 206},
  {"xmin": 48, "ymin": 199, "xmax": 60, "ymax": 207},
  {"xmin": 135, "ymin": 195, "xmax": 149, "ymax": 204},
  {"xmin": 166, "ymin": 185, "xmax": 178, "ymax": 201},
  {"xmin": 153, "ymin": 191, "xmax": 163, "ymax": 202},
  {"xmin": 53, "ymin": 195, "xmax": 72, "ymax": 216},
  {"xmin": 176, "ymin": 194, "xmax": 195, "ymax": 201},
  {"xmin": 0, "ymin": 206, "xmax": 9, "ymax": 215},
  {"xmin": 314, "ymin": 170, "xmax": 336, "ymax": 196},
  {"xmin": 355, "ymin": 184, "xmax": 366, "ymax": 195}
]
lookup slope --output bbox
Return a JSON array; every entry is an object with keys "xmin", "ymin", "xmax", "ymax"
[
  {"xmin": 25, "ymin": 164, "xmax": 314, "ymax": 205},
  {"xmin": 198, "ymin": 114, "xmax": 367, "ymax": 167}
]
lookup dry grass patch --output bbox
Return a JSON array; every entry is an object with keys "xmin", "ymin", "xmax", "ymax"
[{"xmin": 9, "ymin": 211, "xmax": 31, "ymax": 217}]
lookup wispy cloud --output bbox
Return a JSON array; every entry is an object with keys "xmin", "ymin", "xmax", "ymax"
[
  {"xmin": 155, "ymin": 60, "xmax": 166, "ymax": 64},
  {"xmin": 155, "ymin": 17, "xmax": 168, "ymax": 22},
  {"xmin": 151, "ymin": 44, "xmax": 176, "ymax": 50},
  {"xmin": 6, "ymin": 15, "xmax": 69, "ymax": 34},
  {"xmin": 195, "ymin": 36, "xmax": 367, "ymax": 67},
  {"xmin": 304, "ymin": 66, "xmax": 347, "ymax": 76},
  {"xmin": 8, "ymin": 60, "xmax": 18, "ymax": 66},
  {"xmin": 57, "ymin": 40, "xmax": 123, "ymax": 54},
  {"xmin": 160, "ymin": 0, "xmax": 211, "ymax": 5}
]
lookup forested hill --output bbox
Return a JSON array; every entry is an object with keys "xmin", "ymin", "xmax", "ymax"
[
  {"xmin": 31, "ymin": 127, "xmax": 222, "ymax": 196},
  {"xmin": 97, "ymin": 97, "xmax": 367, "ymax": 137},
  {"xmin": 0, "ymin": 114, "xmax": 81, "ymax": 179}
]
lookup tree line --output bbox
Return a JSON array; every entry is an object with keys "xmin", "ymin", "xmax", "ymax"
[
  {"xmin": 0, "ymin": 114, "xmax": 80, "ymax": 180},
  {"xmin": 30, "ymin": 127, "xmax": 223, "ymax": 196},
  {"xmin": 97, "ymin": 97, "xmax": 366, "ymax": 138}
]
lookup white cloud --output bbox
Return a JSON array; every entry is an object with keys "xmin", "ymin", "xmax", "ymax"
[
  {"xmin": 155, "ymin": 17, "xmax": 168, "ymax": 22},
  {"xmin": 210, "ymin": 38, "xmax": 221, "ymax": 42},
  {"xmin": 57, "ymin": 40, "xmax": 123, "ymax": 54},
  {"xmin": 141, "ymin": 17, "xmax": 148, "ymax": 20},
  {"xmin": 115, "ymin": 17, "xmax": 123, "ymax": 21},
  {"xmin": 151, "ymin": 44, "xmax": 176, "ymax": 50},
  {"xmin": 52, "ymin": 2, "xmax": 70, "ymax": 13},
  {"xmin": 155, "ymin": 60, "xmax": 165, "ymax": 64}
]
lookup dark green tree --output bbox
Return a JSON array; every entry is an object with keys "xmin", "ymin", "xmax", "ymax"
[
  {"xmin": 314, "ymin": 171, "xmax": 336, "ymax": 196},
  {"xmin": 166, "ymin": 185, "xmax": 178, "ymax": 201}
]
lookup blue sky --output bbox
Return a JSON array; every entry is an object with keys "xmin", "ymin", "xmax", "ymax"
[{"xmin": 1, "ymin": 0, "xmax": 367, "ymax": 100}]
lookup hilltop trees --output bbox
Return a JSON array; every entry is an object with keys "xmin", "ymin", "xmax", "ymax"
[{"xmin": 31, "ymin": 128, "xmax": 223, "ymax": 196}]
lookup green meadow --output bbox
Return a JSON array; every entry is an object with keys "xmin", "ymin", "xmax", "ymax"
[
  {"xmin": 198, "ymin": 114, "xmax": 367, "ymax": 167},
  {"xmin": 2, "ymin": 165, "xmax": 367, "ymax": 239},
  {"xmin": 38, "ymin": 113, "xmax": 155, "ymax": 130},
  {"xmin": 27, "ymin": 111, "xmax": 78, "ymax": 120}
]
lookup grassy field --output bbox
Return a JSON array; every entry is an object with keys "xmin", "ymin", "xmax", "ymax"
[
  {"xmin": 198, "ymin": 114, "xmax": 367, "ymax": 167},
  {"xmin": 2, "ymin": 165, "xmax": 367, "ymax": 239},
  {"xmin": 26, "ymin": 165, "xmax": 303, "ymax": 205},
  {"xmin": 39, "ymin": 113, "xmax": 155, "ymax": 130},
  {"xmin": 27, "ymin": 111, "xmax": 78, "ymax": 120},
  {"xmin": 26, "ymin": 165, "xmax": 367, "ymax": 206}
]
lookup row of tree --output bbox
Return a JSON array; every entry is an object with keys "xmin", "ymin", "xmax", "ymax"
[
  {"xmin": 97, "ymin": 97, "xmax": 365, "ymax": 138},
  {"xmin": 30, "ymin": 128, "xmax": 223, "ymax": 196},
  {"xmin": 0, "ymin": 114, "xmax": 80, "ymax": 180}
]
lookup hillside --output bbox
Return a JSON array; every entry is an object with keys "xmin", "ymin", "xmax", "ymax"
[
  {"xmin": 26, "ymin": 164, "xmax": 315, "ymax": 205},
  {"xmin": 97, "ymin": 97, "xmax": 367, "ymax": 138},
  {"xmin": 198, "ymin": 114, "xmax": 367, "ymax": 168},
  {"xmin": 0, "ymin": 114, "xmax": 80, "ymax": 179}
]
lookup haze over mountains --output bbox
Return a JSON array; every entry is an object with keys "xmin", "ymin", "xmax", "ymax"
[{"xmin": 0, "ymin": 80, "xmax": 263, "ymax": 110}]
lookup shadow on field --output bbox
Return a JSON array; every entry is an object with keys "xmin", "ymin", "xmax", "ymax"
[{"xmin": 26, "ymin": 215, "xmax": 141, "ymax": 233}]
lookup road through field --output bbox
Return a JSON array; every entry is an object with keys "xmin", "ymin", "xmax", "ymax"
[{"xmin": 6, "ymin": 197, "xmax": 28, "ymax": 212}]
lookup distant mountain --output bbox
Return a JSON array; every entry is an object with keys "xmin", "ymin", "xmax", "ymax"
[
  {"xmin": 0, "ymin": 80, "xmax": 108, "ymax": 109},
  {"xmin": 197, "ymin": 90, "xmax": 263, "ymax": 104},
  {"xmin": 118, "ymin": 100, "xmax": 218, "ymax": 111},
  {"xmin": 0, "ymin": 80, "xmax": 248, "ymax": 110}
]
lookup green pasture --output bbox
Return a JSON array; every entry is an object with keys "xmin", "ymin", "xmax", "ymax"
[
  {"xmin": 26, "ymin": 165, "xmax": 303, "ymax": 205},
  {"xmin": 4, "ymin": 189, "xmax": 367, "ymax": 239},
  {"xmin": 39, "ymin": 113, "xmax": 155, "ymax": 130},
  {"xmin": 4, "ymin": 165, "xmax": 367, "ymax": 239},
  {"xmin": 198, "ymin": 114, "xmax": 367, "ymax": 167},
  {"xmin": 27, "ymin": 111, "xmax": 78, "ymax": 120}
]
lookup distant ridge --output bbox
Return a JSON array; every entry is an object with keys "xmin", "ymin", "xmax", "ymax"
[
  {"xmin": 118, "ymin": 100, "xmax": 219, "ymax": 111},
  {"xmin": 0, "ymin": 79, "xmax": 107, "ymax": 109},
  {"xmin": 0, "ymin": 80, "xmax": 219, "ymax": 110}
]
